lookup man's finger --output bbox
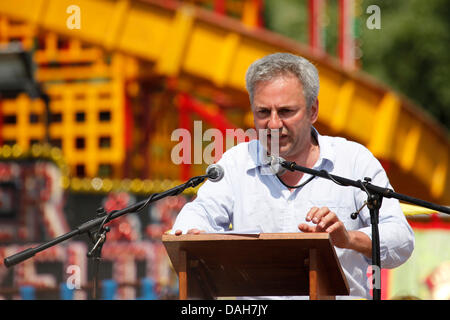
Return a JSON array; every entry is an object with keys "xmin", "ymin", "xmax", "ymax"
[
  {"xmin": 317, "ymin": 211, "xmax": 337, "ymax": 230},
  {"xmin": 325, "ymin": 221, "xmax": 341, "ymax": 234},
  {"xmin": 187, "ymin": 228, "xmax": 204, "ymax": 234},
  {"xmin": 305, "ymin": 207, "xmax": 320, "ymax": 222},
  {"xmin": 298, "ymin": 223, "xmax": 316, "ymax": 233},
  {"xmin": 311, "ymin": 207, "xmax": 331, "ymax": 224}
]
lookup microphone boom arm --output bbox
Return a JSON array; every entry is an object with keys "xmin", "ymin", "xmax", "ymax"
[
  {"xmin": 281, "ymin": 160, "xmax": 450, "ymax": 214},
  {"xmin": 281, "ymin": 159, "xmax": 449, "ymax": 301},
  {"xmin": 3, "ymin": 174, "xmax": 209, "ymax": 268}
]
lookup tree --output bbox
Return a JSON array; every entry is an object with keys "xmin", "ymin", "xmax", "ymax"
[
  {"xmin": 264, "ymin": 0, "xmax": 450, "ymax": 130},
  {"xmin": 360, "ymin": 0, "xmax": 450, "ymax": 130}
]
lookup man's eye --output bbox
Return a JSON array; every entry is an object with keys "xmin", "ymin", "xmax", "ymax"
[
  {"xmin": 279, "ymin": 109, "xmax": 292, "ymax": 115},
  {"xmin": 257, "ymin": 109, "xmax": 270, "ymax": 115}
]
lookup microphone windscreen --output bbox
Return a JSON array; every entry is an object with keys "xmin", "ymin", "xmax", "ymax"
[
  {"xmin": 269, "ymin": 155, "xmax": 287, "ymax": 176},
  {"xmin": 206, "ymin": 164, "xmax": 224, "ymax": 182}
]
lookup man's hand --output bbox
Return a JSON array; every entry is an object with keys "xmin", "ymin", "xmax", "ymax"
[
  {"xmin": 174, "ymin": 228, "xmax": 205, "ymax": 236},
  {"xmin": 298, "ymin": 206, "xmax": 350, "ymax": 248},
  {"xmin": 298, "ymin": 206, "xmax": 372, "ymax": 258}
]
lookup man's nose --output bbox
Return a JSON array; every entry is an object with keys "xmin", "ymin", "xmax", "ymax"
[{"xmin": 267, "ymin": 110, "xmax": 283, "ymax": 130}]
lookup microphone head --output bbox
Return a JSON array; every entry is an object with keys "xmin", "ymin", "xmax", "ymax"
[
  {"xmin": 206, "ymin": 164, "xmax": 224, "ymax": 182},
  {"xmin": 269, "ymin": 155, "xmax": 287, "ymax": 176}
]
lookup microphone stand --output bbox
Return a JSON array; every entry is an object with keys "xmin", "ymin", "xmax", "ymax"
[
  {"xmin": 280, "ymin": 160, "xmax": 450, "ymax": 300},
  {"xmin": 3, "ymin": 174, "xmax": 209, "ymax": 299}
]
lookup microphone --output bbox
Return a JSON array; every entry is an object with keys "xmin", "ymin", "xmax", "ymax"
[
  {"xmin": 268, "ymin": 155, "xmax": 287, "ymax": 176},
  {"xmin": 206, "ymin": 164, "xmax": 224, "ymax": 182}
]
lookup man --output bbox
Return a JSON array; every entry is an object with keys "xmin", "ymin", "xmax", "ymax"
[{"xmin": 171, "ymin": 53, "xmax": 414, "ymax": 299}]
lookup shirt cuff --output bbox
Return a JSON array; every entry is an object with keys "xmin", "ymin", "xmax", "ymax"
[{"xmin": 356, "ymin": 226, "xmax": 373, "ymax": 265}]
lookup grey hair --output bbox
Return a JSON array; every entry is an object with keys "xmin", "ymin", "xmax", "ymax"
[{"xmin": 245, "ymin": 52, "xmax": 320, "ymax": 109}]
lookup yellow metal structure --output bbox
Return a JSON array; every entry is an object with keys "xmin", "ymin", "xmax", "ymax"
[
  {"xmin": 46, "ymin": 80, "xmax": 125, "ymax": 178},
  {"xmin": 1, "ymin": 95, "xmax": 45, "ymax": 148},
  {"xmin": 1, "ymin": 81, "xmax": 126, "ymax": 178},
  {"xmin": 400, "ymin": 203, "xmax": 443, "ymax": 217},
  {"xmin": 0, "ymin": 0, "xmax": 449, "ymax": 205},
  {"xmin": 0, "ymin": 15, "xmax": 139, "ymax": 178}
]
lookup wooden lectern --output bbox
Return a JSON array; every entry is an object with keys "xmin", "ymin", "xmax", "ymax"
[{"xmin": 162, "ymin": 233, "xmax": 349, "ymax": 300}]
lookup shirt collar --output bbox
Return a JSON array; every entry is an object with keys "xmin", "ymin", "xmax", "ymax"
[
  {"xmin": 246, "ymin": 127, "xmax": 336, "ymax": 171},
  {"xmin": 312, "ymin": 127, "xmax": 335, "ymax": 169}
]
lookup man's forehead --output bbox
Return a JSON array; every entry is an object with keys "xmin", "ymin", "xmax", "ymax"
[
  {"xmin": 253, "ymin": 73, "xmax": 301, "ymax": 88},
  {"xmin": 252, "ymin": 79, "xmax": 305, "ymax": 107},
  {"xmin": 253, "ymin": 103, "xmax": 300, "ymax": 109}
]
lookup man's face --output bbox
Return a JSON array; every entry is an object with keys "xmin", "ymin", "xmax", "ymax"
[{"xmin": 252, "ymin": 74, "xmax": 318, "ymax": 160}]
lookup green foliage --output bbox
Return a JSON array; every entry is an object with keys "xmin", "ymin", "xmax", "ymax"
[
  {"xmin": 264, "ymin": 0, "xmax": 450, "ymax": 130},
  {"xmin": 360, "ymin": 0, "xmax": 450, "ymax": 130},
  {"xmin": 263, "ymin": 0, "xmax": 308, "ymax": 44}
]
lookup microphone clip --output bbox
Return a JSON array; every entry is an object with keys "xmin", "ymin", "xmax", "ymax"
[
  {"xmin": 351, "ymin": 201, "xmax": 368, "ymax": 220},
  {"xmin": 186, "ymin": 176, "xmax": 207, "ymax": 189}
]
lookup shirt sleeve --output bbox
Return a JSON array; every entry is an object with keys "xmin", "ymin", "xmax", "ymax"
[
  {"xmin": 352, "ymin": 145, "xmax": 415, "ymax": 269},
  {"xmin": 170, "ymin": 155, "xmax": 235, "ymax": 234}
]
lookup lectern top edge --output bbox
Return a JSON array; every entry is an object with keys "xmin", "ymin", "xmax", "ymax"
[{"xmin": 162, "ymin": 232, "xmax": 331, "ymax": 242}]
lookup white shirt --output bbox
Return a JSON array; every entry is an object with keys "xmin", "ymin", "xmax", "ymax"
[{"xmin": 171, "ymin": 129, "xmax": 415, "ymax": 299}]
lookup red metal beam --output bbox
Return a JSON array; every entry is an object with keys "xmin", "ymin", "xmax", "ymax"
[{"xmin": 308, "ymin": 0, "xmax": 324, "ymax": 52}]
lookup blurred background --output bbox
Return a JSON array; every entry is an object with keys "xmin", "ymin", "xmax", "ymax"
[{"xmin": 0, "ymin": 0, "xmax": 448, "ymax": 300}]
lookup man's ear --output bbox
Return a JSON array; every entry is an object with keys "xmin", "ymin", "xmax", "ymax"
[{"xmin": 309, "ymin": 99, "xmax": 319, "ymax": 124}]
